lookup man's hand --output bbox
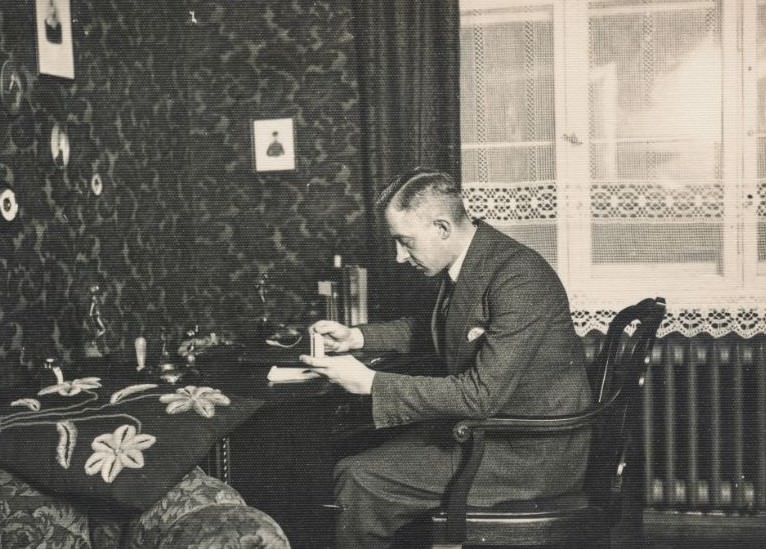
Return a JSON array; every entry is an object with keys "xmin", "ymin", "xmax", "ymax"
[
  {"xmin": 309, "ymin": 320, "xmax": 364, "ymax": 354},
  {"xmin": 299, "ymin": 354, "xmax": 375, "ymax": 395}
]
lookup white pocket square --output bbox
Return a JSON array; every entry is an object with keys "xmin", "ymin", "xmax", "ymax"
[{"xmin": 467, "ymin": 327, "xmax": 486, "ymax": 342}]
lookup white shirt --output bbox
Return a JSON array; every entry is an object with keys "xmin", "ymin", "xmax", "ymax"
[{"xmin": 447, "ymin": 227, "xmax": 476, "ymax": 283}]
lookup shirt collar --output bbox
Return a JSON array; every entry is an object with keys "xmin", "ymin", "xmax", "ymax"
[{"xmin": 447, "ymin": 229, "xmax": 476, "ymax": 283}]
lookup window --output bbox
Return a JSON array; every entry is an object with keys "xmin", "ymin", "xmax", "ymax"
[{"xmin": 460, "ymin": 0, "xmax": 766, "ymax": 336}]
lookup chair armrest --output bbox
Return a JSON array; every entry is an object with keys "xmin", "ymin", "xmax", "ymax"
[
  {"xmin": 452, "ymin": 389, "xmax": 620, "ymax": 442},
  {"xmin": 443, "ymin": 391, "xmax": 620, "ymax": 543}
]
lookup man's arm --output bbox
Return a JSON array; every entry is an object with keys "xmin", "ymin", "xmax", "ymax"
[
  {"xmin": 369, "ymin": 260, "xmax": 585, "ymax": 429},
  {"xmin": 303, "ymin": 310, "xmax": 435, "ymax": 394},
  {"xmin": 312, "ymin": 315, "xmax": 429, "ymax": 354},
  {"xmin": 357, "ymin": 316, "xmax": 424, "ymax": 353}
]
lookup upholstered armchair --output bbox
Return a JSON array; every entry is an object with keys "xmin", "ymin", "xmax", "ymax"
[{"xmin": 0, "ymin": 466, "xmax": 290, "ymax": 548}]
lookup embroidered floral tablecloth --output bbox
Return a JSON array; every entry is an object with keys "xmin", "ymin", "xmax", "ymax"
[{"xmin": 0, "ymin": 372, "xmax": 264, "ymax": 512}]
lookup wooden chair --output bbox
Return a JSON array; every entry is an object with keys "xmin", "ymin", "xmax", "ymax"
[{"xmin": 431, "ymin": 297, "xmax": 666, "ymax": 548}]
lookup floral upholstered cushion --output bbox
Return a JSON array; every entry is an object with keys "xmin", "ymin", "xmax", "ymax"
[
  {"xmin": 2, "ymin": 467, "xmax": 290, "ymax": 549},
  {"xmin": 157, "ymin": 504, "xmax": 290, "ymax": 549},
  {"xmin": 90, "ymin": 467, "xmax": 290, "ymax": 549},
  {"xmin": 0, "ymin": 373, "xmax": 264, "ymax": 511},
  {"xmin": 0, "ymin": 468, "xmax": 91, "ymax": 548},
  {"xmin": 124, "ymin": 466, "xmax": 248, "ymax": 547}
]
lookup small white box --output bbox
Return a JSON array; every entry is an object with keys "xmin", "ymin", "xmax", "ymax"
[
  {"xmin": 317, "ymin": 280, "xmax": 334, "ymax": 297},
  {"xmin": 310, "ymin": 331, "xmax": 324, "ymax": 358}
]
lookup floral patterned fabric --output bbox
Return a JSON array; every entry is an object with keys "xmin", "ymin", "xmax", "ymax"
[
  {"xmin": 0, "ymin": 468, "xmax": 91, "ymax": 548},
  {"xmin": 0, "ymin": 375, "xmax": 263, "ymax": 511},
  {"xmin": 157, "ymin": 504, "xmax": 290, "ymax": 549},
  {"xmin": 2, "ymin": 467, "xmax": 290, "ymax": 548}
]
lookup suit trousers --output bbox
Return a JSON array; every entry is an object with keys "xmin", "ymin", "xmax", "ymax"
[{"xmin": 334, "ymin": 421, "xmax": 460, "ymax": 549}]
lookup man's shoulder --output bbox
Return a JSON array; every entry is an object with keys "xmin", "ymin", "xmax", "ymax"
[
  {"xmin": 475, "ymin": 221, "xmax": 548, "ymax": 267},
  {"xmin": 469, "ymin": 222, "xmax": 565, "ymax": 299}
]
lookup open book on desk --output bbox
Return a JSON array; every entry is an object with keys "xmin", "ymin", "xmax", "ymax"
[
  {"xmin": 239, "ymin": 347, "xmax": 400, "ymax": 367},
  {"xmin": 256, "ymin": 351, "xmax": 403, "ymax": 383},
  {"xmin": 266, "ymin": 365, "xmax": 322, "ymax": 383}
]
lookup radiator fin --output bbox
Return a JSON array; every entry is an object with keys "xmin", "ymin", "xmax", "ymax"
[{"xmin": 586, "ymin": 334, "xmax": 766, "ymax": 513}]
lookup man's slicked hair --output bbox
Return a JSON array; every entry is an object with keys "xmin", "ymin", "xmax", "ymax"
[{"xmin": 375, "ymin": 168, "xmax": 466, "ymax": 222}]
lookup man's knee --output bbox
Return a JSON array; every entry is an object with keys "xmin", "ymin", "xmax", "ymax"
[{"xmin": 334, "ymin": 453, "xmax": 375, "ymax": 499}]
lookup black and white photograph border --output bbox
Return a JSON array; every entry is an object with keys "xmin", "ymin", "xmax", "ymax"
[
  {"xmin": 252, "ymin": 118, "xmax": 296, "ymax": 172},
  {"xmin": 35, "ymin": 0, "xmax": 74, "ymax": 79}
]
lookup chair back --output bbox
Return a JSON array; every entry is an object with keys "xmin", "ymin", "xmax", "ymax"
[{"xmin": 583, "ymin": 297, "xmax": 666, "ymax": 524}]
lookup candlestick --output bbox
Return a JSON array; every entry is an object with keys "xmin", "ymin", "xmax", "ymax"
[{"xmin": 134, "ymin": 336, "xmax": 147, "ymax": 371}]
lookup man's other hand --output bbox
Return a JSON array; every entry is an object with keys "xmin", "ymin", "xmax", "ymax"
[
  {"xmin": 309, "ymin": 320, "xmax": 364, "ymax": 354},
  {"xmin": 299, "ymin": 354, "xmax": 375, "ymax": 395}
]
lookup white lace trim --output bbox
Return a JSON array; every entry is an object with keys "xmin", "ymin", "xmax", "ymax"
[
  {"xmin": 463, "ymin": 182, "xmax": 557, "ymax": 222},
  {"xmin": 462, "ymin": 182, "xmax": 731, "ymax": 222},
  {"xmin": 590, "ymin": 183, "xmax": 724, "ymax": 220},
  {"xmin": 572, "ymin": 306, "xmax": 766, "ymax": 338}
]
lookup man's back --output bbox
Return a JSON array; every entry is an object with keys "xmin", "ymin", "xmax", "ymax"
[{"xmin": 364, "ymin": 221, "xmax": 592, "ymax": 503}]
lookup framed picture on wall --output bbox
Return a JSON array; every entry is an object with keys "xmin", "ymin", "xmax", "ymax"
[
  {"xmin": 252, "ymin": 118, "xmax": 296, "ymax": 172},
  {"xmin": 35, "ymin": 0, "xmax": 75, "ymax": 79}
]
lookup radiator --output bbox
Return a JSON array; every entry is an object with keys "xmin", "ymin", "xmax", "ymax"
[{"xmin": 583, "ymin": 334, "xmax": 766, "ymax": 513}]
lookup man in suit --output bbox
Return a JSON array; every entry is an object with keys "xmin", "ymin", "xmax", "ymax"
[{"xmin": 301, "ymin": 168, "xmax": 592, "ymax": 548}]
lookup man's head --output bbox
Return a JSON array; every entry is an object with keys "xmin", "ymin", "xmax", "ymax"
[{"xmin": 376, "ymin": 168, "xmax": 472, "ymax": 277}]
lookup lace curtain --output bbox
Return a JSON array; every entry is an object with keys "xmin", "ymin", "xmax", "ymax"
[{"xmin": 460, "ymin": 0, "xmax": 766, "ymax": 337}]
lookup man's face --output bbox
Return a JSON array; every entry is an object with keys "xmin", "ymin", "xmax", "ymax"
[{"xmin": 385, "ymin": 205, "xmax": 449, "ymax": 277}]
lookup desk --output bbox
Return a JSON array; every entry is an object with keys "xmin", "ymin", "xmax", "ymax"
[
  {"xmin": 194, "ymin": 350, "xmax": 438, "ymax": 548},
  {"xmin": 198, "ymin": 361, "xmax": 372, "ymax": 481},
  {"xmin": 191, "ymin": 353, "xmax": 375, "ymax": 548}
]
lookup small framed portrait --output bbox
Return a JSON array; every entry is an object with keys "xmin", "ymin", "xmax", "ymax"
[
  {"xmin": 50, "ymin": 122, "xmax": 70, "ymax": 169},
  {"xmin": 1, "ymin": 60, "xmax": 25, "ymax": 115},
  {"xmin": 252, "ymin": 118, "xmax": 296, "ymax": 172},
  {"xmin": 35, "ymin": 0, "xmax": 75, "ymax": 79}
]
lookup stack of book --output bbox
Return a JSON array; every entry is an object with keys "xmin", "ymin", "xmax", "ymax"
[{"xmin": 317, "ymin": 262, "xmax": 367, "ymax": 326}]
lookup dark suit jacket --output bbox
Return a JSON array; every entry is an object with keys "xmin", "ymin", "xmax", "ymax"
[{"xmin": 359, "ymin": 221, "xmax": 592, "ymax": 502}]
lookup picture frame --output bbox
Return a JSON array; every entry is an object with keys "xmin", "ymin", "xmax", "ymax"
[
  {"xmin": 35, "ymin": 0, "xmax": 74, "ymax": 79},
  {"xmin": 252, "ymin": 118, "xmax": 296, "ymax": 172},
  {"xmin": 0, "ymin": 60, "xmax": 25, "ymax": 115},
  {"xmin": 50, "ymin": 122, "xmax": 70, "ymax": 169}
]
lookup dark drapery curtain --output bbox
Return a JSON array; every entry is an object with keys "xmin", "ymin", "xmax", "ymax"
[{"xmin": 353, "ymin": 0, "xmax": 461, "ymax": 320}]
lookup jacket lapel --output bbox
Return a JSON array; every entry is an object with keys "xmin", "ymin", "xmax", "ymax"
[{"xmin": 443, "ymin": 223, "xmax": 496, "ymax": 372}]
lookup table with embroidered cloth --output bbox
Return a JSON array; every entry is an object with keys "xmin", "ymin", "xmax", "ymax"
[{"xmin": 0, "ymin": 368, "xmax": 267, "ymax": 513}]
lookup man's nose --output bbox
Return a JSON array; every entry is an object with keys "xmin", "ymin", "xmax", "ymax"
[{"xmin": 395, "ymin": 241, "xmax": 410, "ymax": 263}]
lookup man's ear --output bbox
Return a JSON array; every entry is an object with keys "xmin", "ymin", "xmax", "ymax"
[{"xmin": 433, "ymin": 218, "xmax": 451, "ymax": 239}]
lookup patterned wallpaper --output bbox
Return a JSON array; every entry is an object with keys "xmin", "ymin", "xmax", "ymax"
[
  {"xmin": 0, "ymin": 0, "xmax": 364, "ymax": 385},
  {"xmin": 179, "ymin": 0, "xmax": 365, "ymax": 336}
]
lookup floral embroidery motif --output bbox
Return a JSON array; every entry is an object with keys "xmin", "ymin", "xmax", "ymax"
[
  {"xmin": 109, "ymin": 383, "xmax": 158, "ymax": 404},
  {"xmin": 3, "ymin": 378, "xmax": 232, "ymax": 486},
  {"xmin": 84, "ymin": 424, "xmax": 157, "ymax": 483},
  {"xmin": 10, "ymin": 398, "xmax": 41, "ymax": 411},
  {"xmin": 56, "ymin": 420, "xmax": 78, "ymax": 469},
  {"xmin": 159, "ymin": 386, "xmax": 231, "ymax": 418},
  {"xmin": 38, "ymin": 377, "xmax": 102, "ymax": 397}
]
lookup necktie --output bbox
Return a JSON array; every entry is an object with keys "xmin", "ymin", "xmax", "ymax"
[
  {"xmin": 440, "ymin": 276, "xmax": 454, "ymax": 316},
  {"xmin": 437, "ymin": 275, "xmax": 454, "ymax": 356}
]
